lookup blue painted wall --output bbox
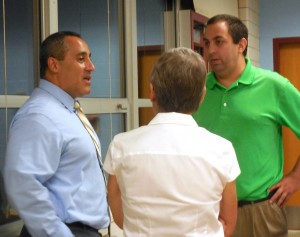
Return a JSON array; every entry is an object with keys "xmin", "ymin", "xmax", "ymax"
[{"xmin": 260, "ymin": 0, "xmax": 300, "ymax": 70}]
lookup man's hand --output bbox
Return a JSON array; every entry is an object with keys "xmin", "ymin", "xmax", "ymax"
[{"xmin": 269, "ymin": 171, "xmax": 300, "ymax": 208}]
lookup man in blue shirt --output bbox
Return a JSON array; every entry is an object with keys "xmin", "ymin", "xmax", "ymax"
[{"xmin": 4, "ymin": 31, "xmax": 109, "ymax": 237}]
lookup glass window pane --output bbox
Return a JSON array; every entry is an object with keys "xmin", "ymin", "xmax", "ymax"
[
  {"xmin": 137, "ymin": 0, "xmax": 165, "ymax": 46},
  {"xmin": 0, "ymin": 0, "xmax": 35, "ymax": 95},
  {"xmin": 0, "ymin": 0, "xmax": 36, "ymax": 232},
  {"xmin": 0, "ymin": 109, "xmax": 18, "ymax": 224},
  {"xmin": 88, "ymin": 113, "xmax": 125, "ymax": 160},
  {"xmin": 58, "ymin": 0, "xmax": 124, "ymax": 98},
  {"xmin": 137, "ymin": 0, "xmax": 165, "ymax": 125}
]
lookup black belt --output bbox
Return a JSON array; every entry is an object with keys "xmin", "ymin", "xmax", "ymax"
[
  {"xmin": 66, "ymin": 222, "xmax": 99, "ymax": 233},
  {"xmin": 20, "ymin": 223, "xmax": 101, "ymax": 237},
  {"xmin": 238, "ymin": 189, "xmax": 277, "ymax": 208}
]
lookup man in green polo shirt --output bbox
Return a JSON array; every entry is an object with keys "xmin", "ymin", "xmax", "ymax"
[{"xmin": 193, "ymin": 14, "xmax": 300, "ymax": 237}]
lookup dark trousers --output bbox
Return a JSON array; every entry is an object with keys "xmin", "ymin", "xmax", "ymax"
[{"xmin": 19, "ymin": 225, "xmax": 102, "ymax": 237}]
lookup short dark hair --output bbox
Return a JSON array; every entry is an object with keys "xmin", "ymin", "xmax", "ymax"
[
  {"xmin": 151, "ymin": 47, "xmax": 207, "ymax": 113},
  {"xmin": 40, "ymin": 31, "xmax": 81, "ymax": 78},
  {"xmin": 207, "ymin": 14, "xmax": 248, "ymax": 56}
]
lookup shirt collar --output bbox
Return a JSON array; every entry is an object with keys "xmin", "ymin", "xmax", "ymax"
[
  {"xmin": 206, "ymin": 58, "xmax": 254, "ymax": 89},
  {"xmin": 39, "ymin": 79, "xmax": 75, "ymax": 113},
  {"xmin": 149, "ymin": 112, "xmax": 198, "ymax": 127}
]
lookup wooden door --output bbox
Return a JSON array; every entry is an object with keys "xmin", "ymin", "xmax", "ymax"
[
  {"xmin": 138, "ymin": 46, "xmax": 162, "ymax": 126},
  {"xmin": 273, "ymin": 38, "xmax": 300, "ymax": 206}
]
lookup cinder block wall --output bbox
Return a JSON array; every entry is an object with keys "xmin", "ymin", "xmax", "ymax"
[{"xmin": 238, "ymin": 0, "xmax": 260, "ymax": 67}]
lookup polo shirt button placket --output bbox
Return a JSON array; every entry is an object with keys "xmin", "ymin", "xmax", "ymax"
[{"xmin": 223, "ymin": 91, "xmax": 228, "ymax": 107}]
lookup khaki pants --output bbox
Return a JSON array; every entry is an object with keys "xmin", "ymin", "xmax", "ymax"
[{"xmin": 232, "ymin": 200, "xmax": 288, "ymax": 237}]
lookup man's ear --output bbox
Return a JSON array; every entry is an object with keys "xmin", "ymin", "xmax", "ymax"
[
  {"xmin": 238, "ymin": 38, "xmax": 247, "ymax": 54},
  {"xmin": 47, "ymin": 57, "xmax": 59, "ymax": 73}
]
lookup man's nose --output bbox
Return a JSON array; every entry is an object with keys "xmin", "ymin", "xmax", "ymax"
[
  {"xmin": 207, "ymin": 43, "xmax": 216, "ymax": 54},
  {"xmin": 86, "ymin": 58, "xmax": 95, "ymax": 71}
]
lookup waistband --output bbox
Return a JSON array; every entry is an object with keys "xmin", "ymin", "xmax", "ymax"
[
  {"xmin": 66, "ymin": 222, "xmax": 100, "ymax": 234},
  {"xmin": 20, "ymin": 223, "xmax": 102, "ymax": 237},
  {"xmin": 238, "ymin": 189, "xmax": 277, "ymax": 208}
]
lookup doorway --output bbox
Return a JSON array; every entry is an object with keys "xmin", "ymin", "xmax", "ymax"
[
  {"xmin": 273, "ymin": 37, "xmax": 300, "ymax": 230},
  {"xmin": 138, "ymin": 45, "xmax": 163, "ymax": 126}
]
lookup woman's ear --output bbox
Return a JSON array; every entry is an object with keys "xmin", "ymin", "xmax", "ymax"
[
  {"xmin": 199, "ymin": 87, "xmax": 207, "ymax": 105},
  {"xmin": 149, "ymin": 83, "xmax": 156, "ymax": 103},
  {"xmin": 150, "ymin": 83, "xmax": 159, "ymax": 114}
]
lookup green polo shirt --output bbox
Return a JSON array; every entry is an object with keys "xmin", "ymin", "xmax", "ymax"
[{"xmin": 193, "ymin": 59, "xmax": 300, "ymax": 200}]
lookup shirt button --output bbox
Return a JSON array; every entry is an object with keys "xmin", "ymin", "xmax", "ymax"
[{"xmin": 224, "ymin": 102, "xmax": 227, "ymax": 107}]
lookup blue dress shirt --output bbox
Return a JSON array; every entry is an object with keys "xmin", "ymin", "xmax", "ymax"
[{"xmin": 4, "ymin": 79, "xmax": 109, "ymax": 237}]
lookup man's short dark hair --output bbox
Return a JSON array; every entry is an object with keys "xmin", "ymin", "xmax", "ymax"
[{"xmin": 40, "ymin": 31, "xmax": 81, "ymax": 78}]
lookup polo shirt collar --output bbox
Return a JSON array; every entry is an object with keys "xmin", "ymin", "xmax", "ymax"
[{"xmin": 206, "ymin": 58, "xmax": 254, "ymax": 89}]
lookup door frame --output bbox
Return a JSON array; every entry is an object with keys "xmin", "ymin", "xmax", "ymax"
[
  {"xmin": 273, "ymin": 36, "xmax": 300, "ymax": 72},
  {"xmin": 273, "ymin": 36, "xmax": 300, "ymax": 230}
]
